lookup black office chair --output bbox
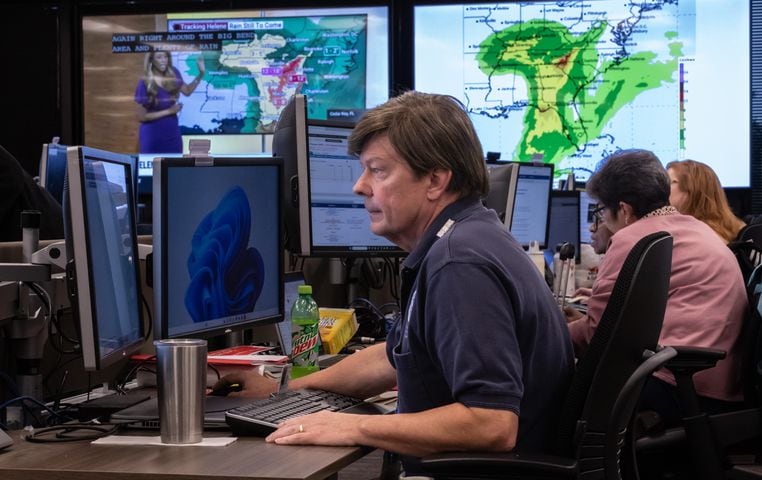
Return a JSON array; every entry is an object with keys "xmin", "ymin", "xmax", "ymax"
[
  {"xmin": 418, "ymin": 231, "xmax": 675, "ymax": 480},
  {"xmin": 635, "ymin": 261, "xmax": 762, "ymax": 480},
  {"xmin": 729, "ymin": 222, "xmax": 762, "ymax": 281}
]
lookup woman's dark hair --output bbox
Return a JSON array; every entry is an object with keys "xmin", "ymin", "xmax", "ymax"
[{"xmin": 587, "ymin": 149, "xmax": 670, "ymax": 219}]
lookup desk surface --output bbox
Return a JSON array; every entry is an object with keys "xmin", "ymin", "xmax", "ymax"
[{"xmin": 0, "ymin": 430, "xmax": 369, "ymax": 480}]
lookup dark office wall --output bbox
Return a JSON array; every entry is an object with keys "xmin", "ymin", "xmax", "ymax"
[{"xmin": 0, "ymin": 3, "xmax": 63, "ymax": 177}]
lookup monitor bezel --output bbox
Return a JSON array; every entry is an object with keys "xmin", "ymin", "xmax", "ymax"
[
  {"xmin": 65, "ymin": 145, "xmax": 146, "ymax": 371},
  {"xmin": 152, "ymin": 155, "xmax": 285, "ymax": 340}
]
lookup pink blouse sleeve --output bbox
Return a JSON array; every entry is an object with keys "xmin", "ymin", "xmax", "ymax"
[{"xmin": 568, "ymin": 233, "xmax": 631, "ymax": 356}]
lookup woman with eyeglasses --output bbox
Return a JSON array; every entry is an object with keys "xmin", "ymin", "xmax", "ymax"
[{"xmin": 565, "ymin": 149, "xmax": 747, "ymax": 426}]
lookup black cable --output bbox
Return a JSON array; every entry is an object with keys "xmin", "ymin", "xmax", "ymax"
[
  {"xmin": 140, "ymin": 292, "xmax": 153, "ymax": 340},
  {"xmin": 52, "ymin": 369, "xmax": 70, "ymax": 415},
  {"xmin": 349, "ymin": 297, "xmax": 386, "ymax": 320},
  {"xmin": 43, "ymin": 351, "xmax": 64, "ymax": 401},
  {"xmin": 24, "ymin": 422, "xmax": 125, "ymax": 443},
  {"xmin": 42, "ymin": 354, "xmax": 81, "ymax": 397},
  {"xmin": 47, "ymin": 313, "xmax": 80, "ymax": 355},
  {"xmin": 118, "ymin": 355, "xmax": 156, "ymax": 392},
  {"xmin": 0, "ymin": 395, "xmax": 75, "ymax": 424},
  {"xmin": 361, "ymin": 258, "xmax": 385, "ymax": 290},
  {"xmin": 348, "ymin": 297, "xmax": 388, "ymax": 340},
  {"xmin": 288, "ymin": 252, "xmax": 300, "ymax": 272},
  {"xmin": 382, "ymin": 258, "xmax": 401, "ymax": 304},
  {"xmin": 377, "ymin": 302, "xmax": 401, "ymax": 315},
  {"xmin": 23, "ymin": 281, "xmax": 51, "ymax": 316},
  {"xmin": 50, "ymin": 307, "xmax": 79, "ymax": 345},
  {"xmin": 207, "ymin": 363, "xmax": 221, "ymax": 381}
]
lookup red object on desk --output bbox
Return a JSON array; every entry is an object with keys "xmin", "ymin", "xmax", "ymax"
[{"xmin": 131, "ymin": 345, "xmax": 288, "ymax": 366}]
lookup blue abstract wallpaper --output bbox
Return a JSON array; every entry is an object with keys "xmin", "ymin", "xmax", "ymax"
[{"xmin": 184, "ymin": 186, "xmax": 264, "ymax": 322}]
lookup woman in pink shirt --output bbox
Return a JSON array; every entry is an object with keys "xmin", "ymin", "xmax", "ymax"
[{"xmin": 565, "ymin": 149, "xmax": 747, "ymax": 424}]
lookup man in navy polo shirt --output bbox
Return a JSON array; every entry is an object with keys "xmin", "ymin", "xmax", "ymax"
[{"xmin": 225, "ymin": 91, "xmax": 574, "ymax": 476}]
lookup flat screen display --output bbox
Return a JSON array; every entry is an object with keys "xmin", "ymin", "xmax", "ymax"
[
  {"xmin": 414, "ymin": 1, "xmax": 751, "ymax": 187},
  {"xmin": 65, "ymin": 146, "xmax": 145, "ymax": 370},
  {"xmin": 547, "ymin": 191, "xmax": 581, "ymax": 264},
  {"xmin": 507, "ymin": 163, "xmax": 553, "ymax": 249},
  {"xmin": 153, "ymin": 156, "xmax": 283, "ymax": 339},
  {"xmin": 81, "ymin": 6, "xmax": 390, "ymax": 156},
  {"xmin": 305, "ymin": 121, "xmax": 402, "ymax": 256}
]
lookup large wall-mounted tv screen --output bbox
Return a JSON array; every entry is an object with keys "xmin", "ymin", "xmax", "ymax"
[
  {"xmin": 414, "ymin": 0, "xmax": 750, "ymax": 187},
  {"xmin": 81, "ymin": 5, "xmax": 390, "ymax": 156}
]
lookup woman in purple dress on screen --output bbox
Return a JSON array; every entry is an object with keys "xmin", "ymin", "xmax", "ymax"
[{"xmin": 134, "ymin": 50, "xmax": 205, "ymax": 153}]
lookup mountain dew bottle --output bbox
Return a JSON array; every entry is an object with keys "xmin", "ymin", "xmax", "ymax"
[{"xmin": 290, "ymin": 285, "xmax": 321, "ymax": 378}]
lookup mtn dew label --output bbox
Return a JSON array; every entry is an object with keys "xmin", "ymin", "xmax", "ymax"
[{"xmin": 290, "ymin": 284, "xmax": 320, "ymax": 378}]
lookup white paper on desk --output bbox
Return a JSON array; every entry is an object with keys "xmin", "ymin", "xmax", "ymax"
[{"xmin": 92, "ymin": 435, "xmax": 237, "ymax": 447}]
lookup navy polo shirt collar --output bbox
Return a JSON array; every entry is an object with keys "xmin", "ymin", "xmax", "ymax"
[{"xmin": 402, "ymin": 194, "xmax": 484, "ymax": 272}]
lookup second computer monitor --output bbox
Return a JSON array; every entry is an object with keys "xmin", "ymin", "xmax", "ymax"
[
  {"xmin": 547, "ymin": 191, "xmax": 581, "ymax": 263},
  {"xmin": 301, "ymin": 120, "xmax": 403, "ymax": 257},
  {"xmin": 484, "ymin": 163, "xmax": 519, "ymax": 223},
  {"xmin": 152, "ymin": 156, "xmax": 284, "ymax": 340},
  {"xmin": 505, "ymin": 162, "xmax": 554, "ymax": 249},
  {"xmin": 64, "ymin": 146, "xmax": 145, "ymax": 371}
]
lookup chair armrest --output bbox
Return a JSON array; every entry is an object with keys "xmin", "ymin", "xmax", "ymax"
[
  {"xmin": 419, "ymin": 451, "xmax": 577, "ymax": 479},
  {"xmin": 663, "ymin": 345, "xmax": 726, "ymax": 374},
  {"xmin": 661, "ymin": 345, "xmax": 726, "ymax": 417}
]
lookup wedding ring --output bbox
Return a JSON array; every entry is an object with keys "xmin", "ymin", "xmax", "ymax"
[{"xmin": 298, "ymin": 424, "xmax": 304, "ymax": 433}]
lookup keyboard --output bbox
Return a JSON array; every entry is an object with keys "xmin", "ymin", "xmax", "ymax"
[{"xmin": 225, "ymin": 389, "xmax": 367, "ymax": 436}]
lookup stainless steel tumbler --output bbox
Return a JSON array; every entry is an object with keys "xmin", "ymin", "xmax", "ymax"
[{"xmin": 154, "ymin": 339, "xmax": 207, "ymax": 444}]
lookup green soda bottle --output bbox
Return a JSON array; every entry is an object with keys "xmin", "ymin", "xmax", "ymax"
[{"xmin": 290, "ymin": 284, "xmax": 321, "ymax": 378}]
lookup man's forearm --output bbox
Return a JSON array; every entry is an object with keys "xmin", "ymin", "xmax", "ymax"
[
  {"xmin": 354, "ymin": 403, "xmax": 517, "ymax": 457},
  {"xmin": 290, "ymin": 342, "xmax": 396, "ymax": 398}
]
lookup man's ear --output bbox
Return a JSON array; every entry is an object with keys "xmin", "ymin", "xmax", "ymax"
[{"xmin": 427, "ymin": 169, "xmax": 453, "ymax": 200}]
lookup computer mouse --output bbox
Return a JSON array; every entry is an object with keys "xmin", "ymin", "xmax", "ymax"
[{"xmin": 208, "ymin": 382, "xmax": 243, "ymax": 396}]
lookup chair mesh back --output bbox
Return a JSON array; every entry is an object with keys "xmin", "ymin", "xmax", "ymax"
[{"xmin": 555, "ymin": 231, "xmax": 673, "ymax": 456}]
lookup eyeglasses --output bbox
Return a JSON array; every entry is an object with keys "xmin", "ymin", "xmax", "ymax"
[{"xmin": 591, "ymin": 205, "xmax": 607, "ymax": 232}]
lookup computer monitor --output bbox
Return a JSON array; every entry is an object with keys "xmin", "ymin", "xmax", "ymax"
[
  {"xmin": 547, "ymin": 191, "xmax": 581, "ymax": 264},
  {"xmin": 484, "ymin": 163, "xmax": 519, "ymax": 223},
  {"xmin": 579, "ymin": 190, "xmax": 596, "ymax": 245},
  {"xmin": 300, "ymin": 120, "xmax": 403, "ymax": 257},
  {"xmin": 504, "ymin": 163, "xmax": 554, "ymax": 249},
  {"xmin": 64, "ymin": 146, "xmax": 146, "ymax": 371},
  {"xmin": 81, "ymin": 5, "xmax": 390, "ymax": 156},
  {"xmin": 413, "ymin": 1, "xmax": 751, "ymax": 188},
  {"xmin": 152, "ymin": 156, "xmax": 284, "ymax": 340},
  {"xmin": 272, "ymin": 94, "xmax": 309, "ymax": 255},
  {"xmin": 39, "ymin": 142, "xmax": 68, "ymax": 205}
]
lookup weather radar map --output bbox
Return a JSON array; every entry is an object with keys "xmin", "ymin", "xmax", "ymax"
[
  {"xmin": 170, "ymin": 15, "xmax": 368, "ymax": 134},
  {"xmin": 415, "ymin": 0, "xmax": 750, "ymax": 187}
]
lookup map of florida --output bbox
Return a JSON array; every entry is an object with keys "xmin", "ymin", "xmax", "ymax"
[{"xmin": 476, "ymin": 19, "xmax": 681, "ymax": 165}]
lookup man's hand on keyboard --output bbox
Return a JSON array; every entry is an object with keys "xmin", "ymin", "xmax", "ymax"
[
  {"xmin": 213, "ymin": 371, "xmax": 279, "ymax": 398},
  {"xmin": 264, "ymin": 410, "xmax": 361, "ymax": 446}
]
